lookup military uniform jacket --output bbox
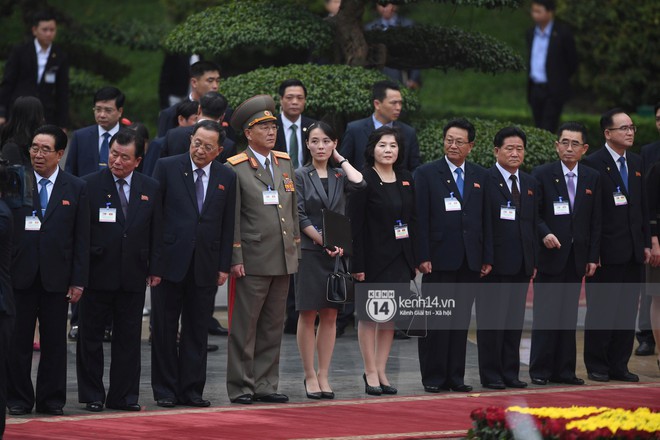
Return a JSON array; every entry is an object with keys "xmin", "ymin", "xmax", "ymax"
[{"xmin": 226, "ymin": 148, "xmax": 301, "ymax": 276}]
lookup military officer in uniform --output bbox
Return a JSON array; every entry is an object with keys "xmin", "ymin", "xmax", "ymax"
[{"xmin": 225, "ymin": 95, "xmax": 301, "ymax": 404}]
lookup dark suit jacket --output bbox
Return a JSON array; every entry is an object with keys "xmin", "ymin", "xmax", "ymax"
[
  {"xmin": 0, "ymin": 200, "xmax": 14, "ymax": 315},
  {"xmin": 153, "ymin": 153, "xmax": 236, "ymax": 286},
  {"xmin": 157, "ymin": 98, "xmax": 235, "ymax": 140},
  {"xmin": 532, "ymin": 161, "xmax": 601, "ymax": 276},
  {"xmin": 295, "ymin": 163, "xmax": 366, "ymax": 251},
  {"xmin": 160, "ymin": 124, "xmax": 236, "ymax": 163},
  {"xmin": 646, "ymin": 161, "xmax": 660, "ymax": 238},
  {"xmin": 415, "ymin": 158, "xmax": 492, "ymax": 272},
  {"xmin": 340, "ymin": 117, "xmax": 421, "ymax": 172},
  {"xmin": 640, "ymin": 140, "xmax": 660, "ymax": 173},
  {"xmin": 275, "ymin": 114, "xmax": 316, "ymax": 167},
  {"xmin": 0, "ymin": 40, "xmax": 69, "ymax": 126},
  {"xmin": 485, "ymin": 166, "xmax": 538, "ymax": 276},
  {"xmin": 526, "ymin": 20, "xmax": 578, "ymax": 102},
  {"xmin": 582, "ymin": 147, "xmax": 651, "ymax": 264},
  {"xmin": 349, "ymin": 167, "xmax": 416, "ymax": 279},
  {"xmin": 11, "ymin": 169, "xmax": 90, "ymax": 292},
  {"xmin": 65, "ymin": 125, "xmax": 101, "ymax": 177},
  {"xmin": 140, "ymin": 136, "xmax": 165, "ymax": 177},
  {"xmin": 83, "ymin": 169, "xmax": 162, "ymax": 292}
]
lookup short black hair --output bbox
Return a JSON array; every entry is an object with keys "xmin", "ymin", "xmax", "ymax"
[
  {"xmin": 32, "ymin": 9, "xmax": 57, "ymax": 27},
  {"xmin": 93, "ymin": 86, "xmax": 125, "ymax": 109},
  {"xmin": 372, "ymin": 80, "xmax": 400, "ymax": 102},
  {"xmin": 110, "ymin": 128, "xmax": 145, "ymax": 159},
  {"xmin": 531, "ymin": 0, "xmax": 556, "ymax": 11},
  {"xmin": 176, "ymin": 100, "xmax": 199, "ymax": 120},
  {"xmin": 557, "ymin": 121, "xmax": 588, "ymax": 144},
  {"xmin": 199, "ymin": 92, "xmax": 228, "ymax": 120},
  {"xmin": 278, "ymin": 79, "xmax": 308, "ymax": 98},
  {"xmin": 443, "ymin": 118, "xmax": 476, "ymax": 143},
  {"xmin": 192, "ymin": 120, "xmax": 226, "ymax": 147},
  {"xmin": 494, "ymin": 126, "xmax": 527, "ymax": 149},
  {"xmin": 364, "ymin": 126, "xmax": 405, "ymax": 169},
  {"xmin": 33, "ymin": 124, "xmax": 68, "ymax": 151},
  {"xmin": 189, "ymin": 61, "xmax": 220, "ymax": 79},
  {"xmin": 600, "ymin": 107, "xmax": 627, "ymax": 131}
]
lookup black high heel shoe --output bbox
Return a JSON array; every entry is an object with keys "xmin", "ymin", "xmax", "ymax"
[
  {"xmin": 380, "ymin": 383, "xmax": 398, "ymax": 395},
  {"xmin": 304, "ymin": 379, "xmax": 322, "ymax": 400},
  {"xmin": 321, "ymin": 390, "xmax": 335, "ymax": 399},
  {"xmin": 363, "ymin": 373, "xmax": 382, "ymax": 396}
]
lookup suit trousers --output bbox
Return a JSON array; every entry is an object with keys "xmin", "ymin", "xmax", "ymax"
[
  {"xmin": 227, "ymin": 274, "xmax": 289, "ymax": 400},
  {"xmin": 151, "ymin": 261, "xmax": 216, "ymax": 403},
  {"xmin": 76, "ymin": 288, "xmax": 145, "ymax": 406},
  {"xmin": 530, "ymin": 249, "xmax": 582, "ymax": 381},
  {"xmin": 0, "ymin": 313, "xmax": 14, "ymax": 437},
  {"xmin": 7, "ymin": 276, "xmax": 69, "ymax": 411},
  {"xmin": 418, "ymin": 260, "xmax": 480, "ymax": 388},
  {"xmin": 529, "ymin": 83, "xmax": 565, "ymax": 133},
  {"xmin": 584, "ymin": 260, "xmax": 643, "ymax": 376},
  {"xmin": 476, "ymin": 271, "xmax": 529, "ymax": 385}
]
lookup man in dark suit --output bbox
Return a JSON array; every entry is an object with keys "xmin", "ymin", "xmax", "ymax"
[
  {"xmin": 0, "ymin": 161, "xmax": 15, "ymax": 438},
  {"xmin": 477, "ymin": 126, "xmax": 538, "ymax": 390},
  {"xmin": 635, "ymin": 101, "xmax": 660, "ymax": 357},
  {"xmin": 7, "ymin": 125, "xmax": 90, "ymax": 416},
  {"xmin": 161, "ymin": 92, "xmax": 235, "ymax": 164},
  {"xmin": 275, "ymin": 79, "xmax": 316, "ymax": 335},
  {"xmin": 76, "ymin": 129, "xmax": 162, "ymax": 413},
  {"xmin": 340, "ymin": 80, "xmax": 421, "ymax": 172},
  {"xmin": 415, "ymin": 118, "xmax": 492, "ymax": 393},
  {"xmin": 150, "ymin": 120, "xmax": 236, "ymax": 408},
  {"xmin": 530, "ymin": 121, "xmax": 601, "ymax": 386},
  {"xmin": 581, "ymin": 108, "xmax": 651, "ymax": 383},
  {"xmin": 0, "ymin": 10, "xmax": 69, "ymax": 128},
  {"xmin": 526, "ymin": 0, "xmax": 578, "ymax": 132},
  {"xmin": 65, "ymin": 86, "xmax": 125, "ymax": 178}
]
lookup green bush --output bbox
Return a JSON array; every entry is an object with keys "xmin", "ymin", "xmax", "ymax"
[
  {"xmin": 379, "ymin": 0, "xmax": 521, "ymax": 6},
  {"xmin": 221, "ymin": 64, "xmax": 420, "ymax": 120},
  {"xmin": 414, "ymin": 117, "xmax": 557, "ymax": 171}
]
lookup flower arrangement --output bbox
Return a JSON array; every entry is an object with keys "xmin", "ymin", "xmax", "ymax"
[{"xmin": 468, "ymin": 405, "xmax": 660, "ymax": 439}]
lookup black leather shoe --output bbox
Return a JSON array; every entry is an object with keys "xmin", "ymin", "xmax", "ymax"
[
  {"xmin": 423, "ymin": 385, "xmax": 442, "ymax": 393},
  {"xmin": 254, "ymin": 393, "xmax": 289, "ymax": 403},
  {"xmin": 8, "ymin": 406, "xmax": 29, "ymax": 415},
  {"xmin": 321, "ymin": 391, "xmax": 335, "ymax": 399},
  {"xmin": 363, "ymin": 373, "xmax": 382, "ymax": 396},
  {"xmin": 505, "ymin": 379, "xmax": 528, "ymax": 388},
  {"xmin": 209, "ymin": 324, "xmax": 229, "ymax": 336},
  {"xmin": 561, "ymin": 377, "xmax": 585, "ymax": 385},
  {"xmin": 304, "ymin": 380, "xmax": 322, "ymax": 400},
  {"xmin": 450, "ymin": 384, "xmax": 473, "ymax": 392},
  {"xmin": 531, "ymin": 377, "xmax": 548, "ymax": 386},
  {"xmin": 182, "ymin": 399, "xmax": 211, "ymax": 407},
  {"xmin": 68, "ymin": 325, "xmax": 79, "ymax": 340},
  {"xmin": 380, "ymin": 384, "xmax": 398, "ymax": 395},
  {"xmin": 611, "ymin": 372, "xmax": 639, "ymax": 382},
  {"xmin": 85, "ymin": 401, "xmax": 103, "ymax": 412},
  {"xmin": 107, "ymin": 403, "xmax": 141, "ymax": 411},
  {"xmin": 156, "ymin": 398, "xmax": 176, "ymax": 408},
  {"xmin": 230, "ymin": 394, "xmax": 253, "ymax": 404},
  {"xmin": 207, "ymin": 344, "xmax": 219, "ymax": 352},
  {"xmin": 587, "ymin": 372, "xmax": 609, "ymax": 382},
  {"xmin": 37, "ymin": 407, "xmax": 64, "ymax": 416},
  {"xmin": 483, "ymin": 382, "xmax": 506, "ymax": 390},
  {"xmin": 634, "ymin": 341, "xmax": 655, "ymax": 356}
]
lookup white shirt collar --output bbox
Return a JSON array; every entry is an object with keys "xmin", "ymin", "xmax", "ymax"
[
  {"xmin": 33, "ymin": 38, "xmax": 52, "ymax": 55},
  {"xmin": 98, "ymin": 123, "xmax": 120, "ymax": 138},
  {"xmin": 496, "ymin": 162, "xmax": 519, "ymax": 182},
  {"xmin": 190, "ymin": 158, "xmax": 212, "ymax": 177},
  {"xmin": 605, "ymin": 143, "xmax": 627, "ymax": 163},
  {"xmin": 281, "ymin": 115, "xmax": 302, "ymax": 131},
  {"xmin": 372, "ymin": 114, "xmax": 393, "ymax": 130},
  {"xmin": 34, "ymin": 164, "xmax": 59, "ymax": 184},
  {"xmin": 444, "ymin": 156, "xmax": 465, "ymax": 174},
  {"xmin": 113, "ymin": 171, "xmax": 133, "ymax": 186},
  {"xmin": 561, "ymin": 161, "xmax": 578, "ymax": 176}
]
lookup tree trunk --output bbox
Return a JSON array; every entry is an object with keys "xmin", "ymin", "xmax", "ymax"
[{"xmin": 332, "ymin": 0, "xmax": 369, "ymax": 66}]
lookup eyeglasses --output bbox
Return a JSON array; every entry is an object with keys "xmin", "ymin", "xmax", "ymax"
[
  {"xmin": 191, "ymin": 139, "xmax": 217, "ymax": 153},
  {"xmin": 607, "ymin": 125, "xmax": 637, "ymax": 133},
  {"xmin": 445, "ymin": 138, "xmax": 468, "ymax": 148},
  {"xmin": 92, "ymin": 106, "xmax": 118, "ymax": 114},
  {"xmin": 558, "ymin": 140, "xmax": 585, "ymax": 148},
  {"xmin": 29, "ymin": 145, "xmax": 57, "ymax": 155}
]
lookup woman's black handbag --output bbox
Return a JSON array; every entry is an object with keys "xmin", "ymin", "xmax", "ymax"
[{"xmin": 326, "ymin": 255, "xmax": 355, "ymax": 304}]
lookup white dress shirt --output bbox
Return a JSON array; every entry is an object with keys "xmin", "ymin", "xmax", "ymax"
[
  {"xmin": 495, "ymin": 162, "xmax": 520, "ymax": 194},
  {"xmin": 34, "ymin": 166, "xmax": 60, "ymax": 203},
  {"xmin": 34, "ymin": 38, "xmax": 52, "ymax": 83},
  {"xmin": 190, "ymin": 158, "xmax": 212, "ymax": 202},
  {"xmin": 98, "ymin": 124, "xmax": 120, "ymax": 153}
]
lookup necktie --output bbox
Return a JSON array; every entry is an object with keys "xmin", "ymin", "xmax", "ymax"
[
  {"xmin": 289, "ymin": 124, "xmax": 299, "ymax": 169},
  {"xmin": 566, "ymin": 171, "xmax": 576, "ymax": 210},
  {"xmin": 39, "ymin": 178, "xmax": 50, "ymax": 216},
  {"xmin": 264, "ymin": 157, "xmax": 274, "ymax": 183},
  {"xmin": 194, "ymin": 168, "xmax": 205, "ymax": 214},
  {"xmin": 116, "ymin": 179, "xmax": 129, "ymax": 219},
  {"xmin": 510, "ymin": 174, "xmax": 521, "ymax": 207},
  {"xmin": 618, "ymin": 156, "xmax": 628, "ymax": 191},
  {"xmin": 455, "ymin": 167, "xmax": 464, "ymax": 198},
  {"xmin": 100, "ymin": 132, "xmax": 110, "ymax": 169}
]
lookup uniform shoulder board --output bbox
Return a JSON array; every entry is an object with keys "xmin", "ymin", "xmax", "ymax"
[
  {"xmin": 272, "ymin": 151, "xmax": 291, "ymax": 160},
  {"xmin": 227, "ymin": 153, "xmax": 249, "ymax": 166}
]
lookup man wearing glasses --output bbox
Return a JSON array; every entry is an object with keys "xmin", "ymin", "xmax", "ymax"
[
  {"xmin": 581, "ymin": 108, "xmax": 651, "ymax": 383},
  {"xmin": 225, "ymin": 95, "xmax": 300, "ymax": 404},
  {"xmin": 530, "ymin": 121, "xmax": 601, "ymax": 386},
  {"xmin": 150, "ymin": 120, "xmax": 236, "ymax": 408}
]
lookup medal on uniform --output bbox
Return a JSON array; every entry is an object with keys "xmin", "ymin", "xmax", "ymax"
[
  {"xmin": 283, "ymin": 173, "xmax": 295, "ymax": 192},
  {"xmin": 263, "ymin": 185, "xmax": 279, "ymax": 205}
]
